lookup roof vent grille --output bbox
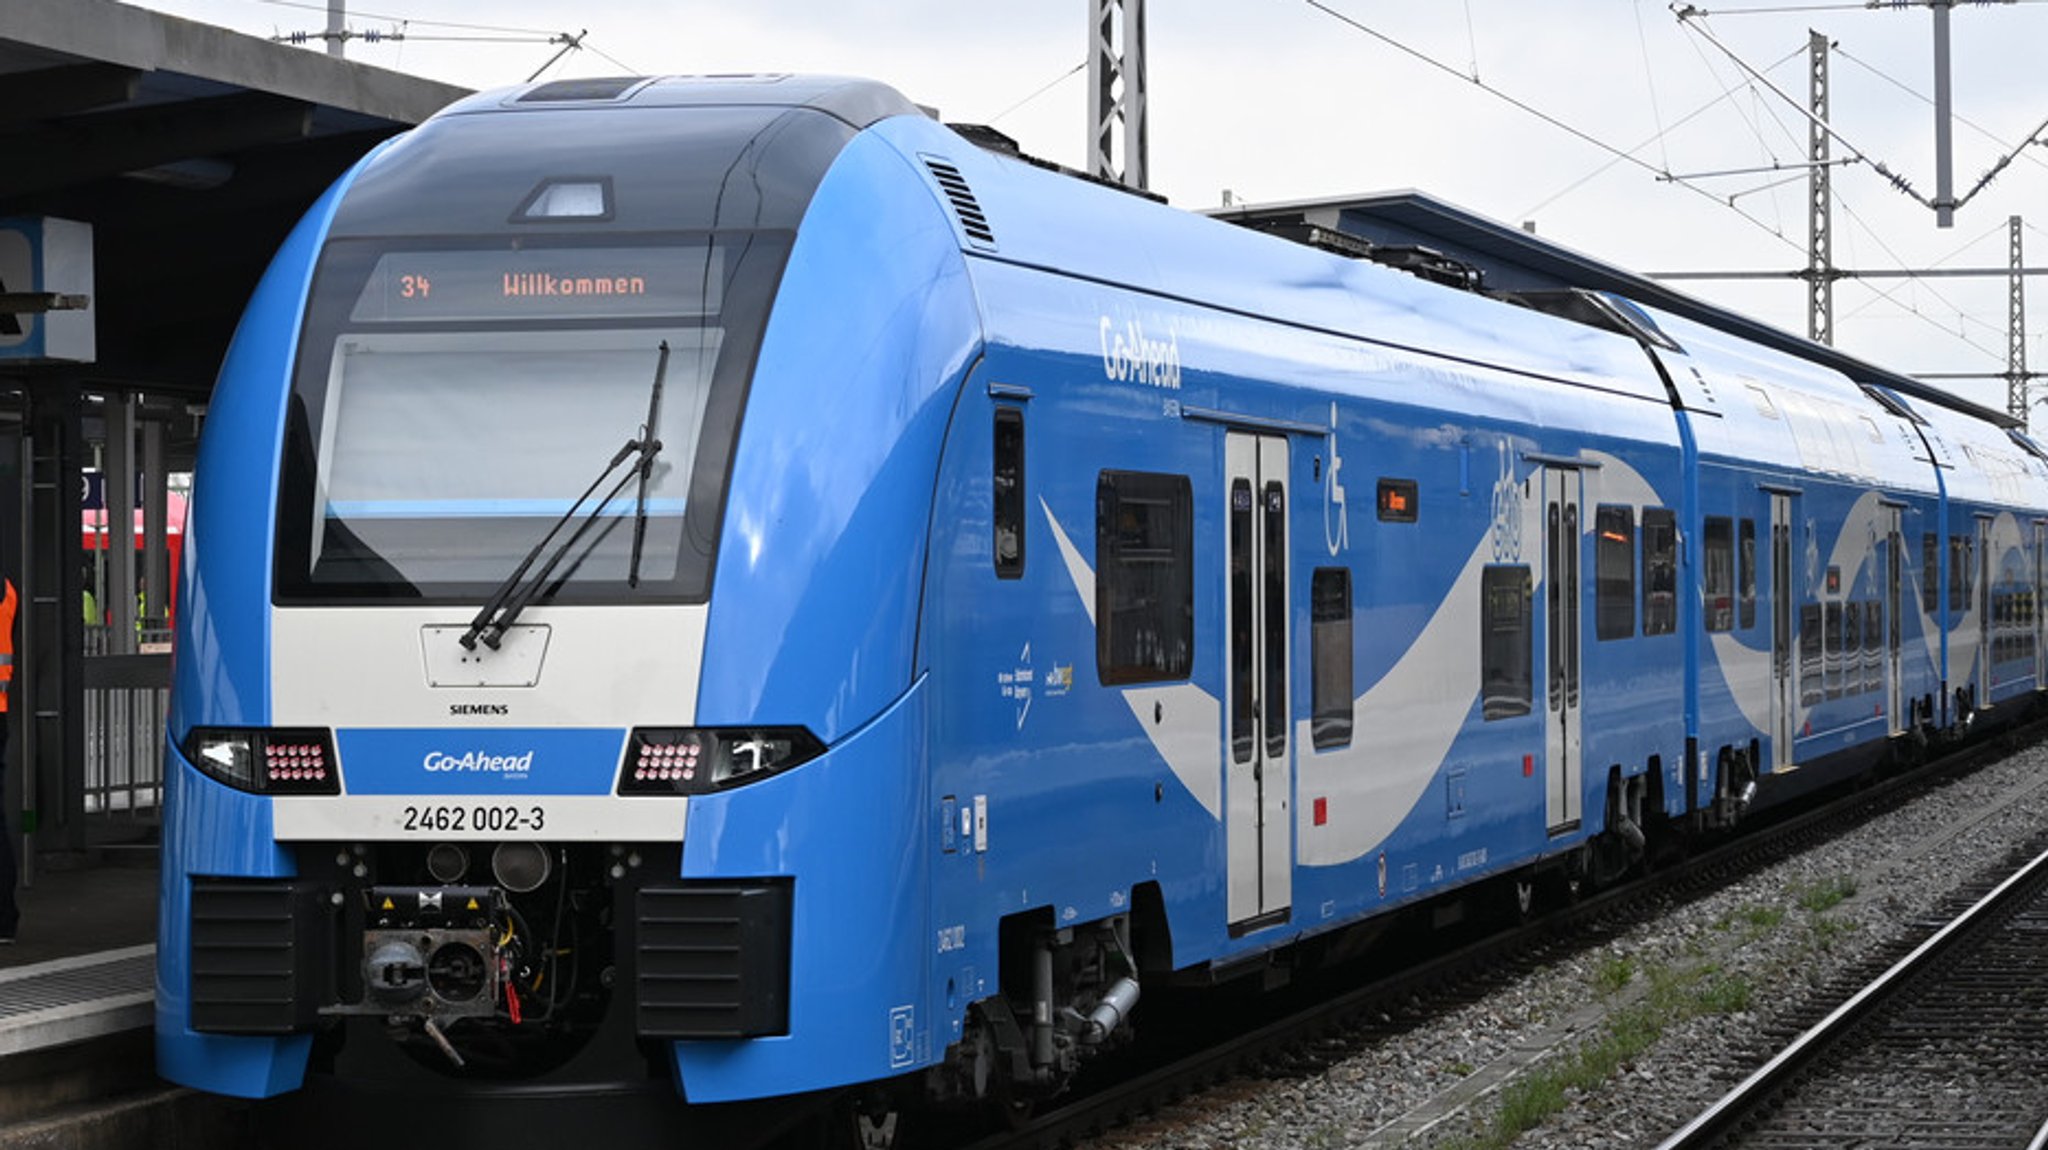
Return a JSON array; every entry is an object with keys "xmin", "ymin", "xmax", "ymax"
[
  {"xmin": 519, "ymin": 76, "xmax": 646, "ymax": 103},
  {"xmin": 923, "ymin": 158, "xmax": 996, "ymax": 248}
]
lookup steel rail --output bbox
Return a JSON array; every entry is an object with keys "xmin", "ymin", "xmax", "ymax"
[{"xmin": 1653, "ymin": 840, "xmax": 2048, "ymax": 1150}]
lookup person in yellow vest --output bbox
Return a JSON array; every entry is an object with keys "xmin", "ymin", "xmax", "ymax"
[{"xmin": 0, "ymin": 577, "xmax": 16, "ymax": 943}]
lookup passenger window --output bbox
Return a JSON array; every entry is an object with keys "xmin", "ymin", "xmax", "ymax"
[
  {"xmin": 1704, "ymin": 517, "xmax": 1734, "ymax": 633},
  {"xmin": 1481, "ymin": 565, "xmax": 1532, "ymax": 721},
  {"xmin": 1096, "ymin": 471, "xmax": 1194, "ymax": 685},
  {"xmin": 1642, "ymin": 509, "xmax": 1678, "ymax": 636},
  {"xmin": 1594, "ymin": 505, "xmax": 1634, "ymax": 641},
  {"xmin": 1923, "ymin": 533, "xmax": 1939, "ymax": 613},
  {"xmin": 1739, "ymin": 519, "xmax": 1757, "ymax": 630},
  {"xmin": 993, "ymin": 407, "xmax": 1025, "ymax": 579},
  {"xmin": 1262, "ymin": 483, "xmax": 1288, "ymax": 758},
  {"xmin": 1832, "ymin": 602, "xmax": 1853, "ymax": 698},
  {"xmin": 1799, "ymin": 603, "xmax": 1823, "ymax": 706},
  {"xmin": 1229, "ymin": 480, "xmax": 1254, "ymax": 763},
  {"xmin": 1310, "ymin": 568, "xmax": 1353, "ymax": 750},
  {"xmin": 1949, "ymin": 535, "xmax": 1971, "ymax": 614}
]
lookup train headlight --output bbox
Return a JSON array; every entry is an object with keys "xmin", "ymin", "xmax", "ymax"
[
  {"xmin": 619, "ymin": 727, "xmax": 825, "ymax": 795},
  {"xmin": 183, "ymin": 728, "xmax": 341, "ymax": 795}
]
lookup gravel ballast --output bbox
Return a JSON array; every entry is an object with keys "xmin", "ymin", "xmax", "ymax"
[{"xmin": 1082, "ymin": 738, "xmax": 2048, "ymax": 1150}]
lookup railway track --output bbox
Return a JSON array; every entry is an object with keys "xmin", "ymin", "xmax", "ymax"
[
  {"xmin": 867, "ymin": 721, "xmax": 2048, "ymax": 1150},
  {"xmin": 1655, "ymin": 835, "xmax": 2048, "ymax": 1150}
]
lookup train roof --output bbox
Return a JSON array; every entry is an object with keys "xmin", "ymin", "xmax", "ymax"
[
  {"xmin": 434, "ymin": 73, "xmax": 918, "ymax": 132},
  {"xmin": 1210, "ymin": 191, "xmax": 2019, "ymax": 431},
  {"xmin": 895, "ymin": 120, "xmax": 1680, "ymax": 411}
]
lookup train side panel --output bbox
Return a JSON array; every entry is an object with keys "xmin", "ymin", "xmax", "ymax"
[
  {"xmin": 921, "ymin": 218, "xmax": 1686, "ymax": 1037},
  {"xmin": 1646, "ymin": 306, "xmax": 1943, "ymax": 809},
  {"xmin": 1910, "ymin": 403, "xmax": 2048, "ymax": 722},
  {"xmin": 674, "ymin": 124, "xmax": 981, "ymax": 1100}
]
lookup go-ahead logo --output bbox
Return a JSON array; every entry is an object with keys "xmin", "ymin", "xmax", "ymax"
[
  {"xmin": 423, "ymin": 750, "xmax": 534, "ymax": 778},
  {"xmin": 1098, "ymin": 314, "xmax": 1181, "ymax": 391}
]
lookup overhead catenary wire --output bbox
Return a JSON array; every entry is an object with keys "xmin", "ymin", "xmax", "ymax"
[
  {"xmin": 1634, "ymin": 0, "xmax": 1675, "ymax": 173},
  {"xmin": 1666, "ymin": 19, "xmax": 1803, "ymax": 231},
  {"xmin": 1302, "ymin": 0, "xmax": 1665, "ymax": 171},
  {"xmin": 576, "ymin": 39, "xmax": 639, "ymax": 76},
  {"xmin": 1683, "ymin": 5, "xmax": 2048, "ymax": 217},
  {"xmin": 254, "ymin": 0, "xmax": 637, "ymax": 76},
  {"xmin": 1822, "ymin": 192, "xmax": 2010, "ymax": 363},
  {"xmin": 1832, "ymin": 192, "xmax": 2012, "ymax": 363},
  {"xmin": 276, "ymin": 31, "xmax": 570, "ymax": 44},
  {"xmin": 1679, "ymin": 0, "xmax": 2048, "ymax": 14},
  {"xmin": 1658, "ymin": 15, "xmax": 2041, "ymax": 379},
  {"xmin": 1679, "ymin": 1, "xmax": 1921, "ymax": 13},
  {"xmin": 1674, "ymin": 7, "xmax": 1937, "ymax": 210},
  {"xmin": 1461, "ymin": 0, "xmax": 1482, "ymax": 80},
  {"xmin": 987, "ymin": 61, "xmax": 1087, "ymax": 125},
  {"xmin": 1830, "ymin": 44, "xmax": 2048, "ymax": 186},
  {"xmin": 1840, "ymin": 218, "xmax": 2008, "ymax": 323},
  {"xmin": 1737, "ymin": 65, "xmax": 1808, "ymax": 232},
  {"xmin": 1516, "ymin": 44, "xmax": 1804, "ymax": 220},
  {"xmin": 249, "ymin": 0, "xmax": 2039, "ymax": 389},
  {"xmin": 1301, "ymin": 0, "xmax": 1808, "ymax": 256},
  {"xmin": 1721, "ymin": 167, "xmax": 1837, "ymax": 204},
  {"xmin": 256, "ymin": 0, "xmax": 560, "ymax": 37}
]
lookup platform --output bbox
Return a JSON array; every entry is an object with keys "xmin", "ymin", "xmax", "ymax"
[{"xmin": 0, "ymin": 860, "xmax": 159, "ymax": 1058}]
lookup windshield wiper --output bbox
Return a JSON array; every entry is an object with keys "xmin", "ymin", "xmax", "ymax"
[
  {"xmin": 627, "ymin": 340, "xmax": 670, "ymax": 588},
  {"xmin": 459, "ymin": 343, "xmax": 670, "ymax": 651},
  {"xmin": 458, "ymin": 442, "xmax": 643, "ymax": 650}
]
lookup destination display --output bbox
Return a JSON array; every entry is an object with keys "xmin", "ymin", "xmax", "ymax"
[{"xmin": 349, "ymin": 245, "xmax": 722, "ymax": 323}]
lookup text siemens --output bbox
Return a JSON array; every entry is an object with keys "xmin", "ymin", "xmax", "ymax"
[
  {"xmin": 423, "ymin": 750, "xmax": 534, "ymax": 773},
  {"xmin": 1099, "ymin": 316, "xmax": 1181, "ymax": 390}
]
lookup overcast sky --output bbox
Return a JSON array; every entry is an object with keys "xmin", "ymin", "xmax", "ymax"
[{"xmin": 131, "ymin": 0, "xmax": 2048, "ymax": 415}]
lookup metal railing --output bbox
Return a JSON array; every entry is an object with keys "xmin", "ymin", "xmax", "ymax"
[{"xmin": 81, "ymin": 624, "xmax": 171, "ymax": 820}]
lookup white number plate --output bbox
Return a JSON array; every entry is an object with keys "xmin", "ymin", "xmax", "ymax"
[{"xmin": 271, "ymin": 796, "xmax": 688, "ymax": 841}]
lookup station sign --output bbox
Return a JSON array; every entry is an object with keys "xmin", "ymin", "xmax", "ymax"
[
  {"xmin": 82, "ymin": 469, "xmax": 149, "ymax": 512},
  {"xmin": 0, "ymin": 216, "xmax": 95, "ymax": 364}
]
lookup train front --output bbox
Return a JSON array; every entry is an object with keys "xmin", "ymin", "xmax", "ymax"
[{"xmin": 156, "ymin": 76, "xmax": 981, "ymax": 1134}]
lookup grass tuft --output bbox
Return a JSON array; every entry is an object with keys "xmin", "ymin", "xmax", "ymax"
[
  {"xmin": 1796, "ymin": 875, "xmax": 1858, "ymax": 914},
  {"xmin": 1453, "ymin": 956, "xmax": 1757, "ymax": 1147},
  {"xmin": 1592, "ymin": 956, "xmax": 1635, "ymax": 996}
]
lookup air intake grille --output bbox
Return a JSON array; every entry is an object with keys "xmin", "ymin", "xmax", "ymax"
[
  {"xmin": 923, "ymin": 158, "xmax": 997, "ymax": 248},
  {"xmin": 190, "ymin": 879, "xmax": 324, "ymax": 1034},
  {"xmin": 636, "ymin": 882, "xmax": 791, "ymax": 1039}
]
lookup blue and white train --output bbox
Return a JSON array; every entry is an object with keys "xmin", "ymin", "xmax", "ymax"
[{"xmin": 156, "ymin": 74, "xmax": 2048, "ymax": 1138}]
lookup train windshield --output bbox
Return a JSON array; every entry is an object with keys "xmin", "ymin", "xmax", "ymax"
[{"xmin": 275, "ymin": 233, "xmax": 786, "ymax": 605}]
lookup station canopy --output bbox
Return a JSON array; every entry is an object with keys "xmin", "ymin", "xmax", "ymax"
[{"xmin": 0, "ymin": 0, "xmax": 467, "ymax": 397}]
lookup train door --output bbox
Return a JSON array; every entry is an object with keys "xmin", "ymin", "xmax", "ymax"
[
  {"xmin": 1542, "ymin": 467, "xmax": 1581, "ymax": 833},
  {"xmin": 1770, "ymin": 494, "xmax": 1795, "ymax": 769},
  {"xmin": 1225, "ymin": 432, "xmax": 1292, "ymax": 930},
  {"xmin": 1885, "ymin": 507, "xmax": 1903, "ymax": 736},
  {"xmin": 1975, "ymin": 516, "xmax": 1991, "ymax": 707},
  {"xmin": 2035, "ymin": 522, "xmax": 2046, "ymax": 687}
]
